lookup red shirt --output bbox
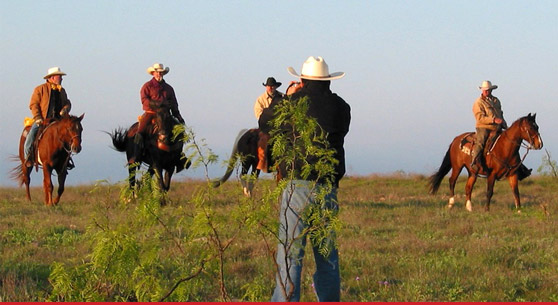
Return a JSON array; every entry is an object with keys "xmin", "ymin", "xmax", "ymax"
[{"xmin": 140, "ymin": 78, "xmax": 179, "ymax": 115}]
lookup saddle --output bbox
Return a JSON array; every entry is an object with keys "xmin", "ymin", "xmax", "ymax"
[{"xmin": 459, "ymin": 130, "xmax": 500, "ymax": 156}]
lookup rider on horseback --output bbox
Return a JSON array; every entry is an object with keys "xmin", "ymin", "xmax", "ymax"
[
  {"xmin": 130, "ymin": 63, "xmax": 185, "ymax": 164},
  {"xmin": 254, "ymin": 77, "xmax": 283, "ymax": 172},
  {"xmin": 471, "ymin": 80, "xmax": 507, "ymax": 173},
  {"xmin": 24, "ymin": 67, "xmax": 72, "ymax": 168}
]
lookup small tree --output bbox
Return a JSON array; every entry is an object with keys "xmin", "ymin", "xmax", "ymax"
[{"xmin": 537, "ymin": 149, "xmax": 558, "ymax": 177}]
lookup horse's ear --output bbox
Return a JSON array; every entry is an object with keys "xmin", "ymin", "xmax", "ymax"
[
  {"xmin": 533, "ymin": 113, "xmax": 537, "ymax": 120},
  {"xmin": 78, "ymin": 113, "xmax": 85, "ymax": 121}
]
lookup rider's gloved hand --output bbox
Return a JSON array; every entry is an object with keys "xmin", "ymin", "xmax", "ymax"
[{"xmin": 149, "ymin": 99, "xmax": 162, "ymax": 110}]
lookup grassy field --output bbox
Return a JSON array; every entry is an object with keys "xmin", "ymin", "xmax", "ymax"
[{"xmin": 1, "ymin": 174, "xmax": 557, "ymax": 301}]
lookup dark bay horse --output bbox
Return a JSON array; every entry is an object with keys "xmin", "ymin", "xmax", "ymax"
[
  {"xmin": 12, "ymin": 114, "xmax": 84, "ymax": 206},
  {"xmin": 429, "ymin": 113, "xmax": 543, "ymax": 213},
  {"xmin": 109, "ymin": 111, "xmax": 190, "ymax": 194},
  {"xmin": 212, "ymin": 128, "xmax": 261, "ymax": 196}
]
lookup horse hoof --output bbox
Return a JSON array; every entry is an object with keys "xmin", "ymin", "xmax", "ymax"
[
  {"xmin": 466, "ymin": 200, "xmax": 473, "ymax": 212},
  {"xmin": 447, "ymin": 197, "xmax": 455, "ymax": 209},
  {"xmin": 243, "ymin": 187, "xmax": 251, "ymax": 197}
]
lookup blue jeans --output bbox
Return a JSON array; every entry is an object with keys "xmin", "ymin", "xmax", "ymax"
[
  {"xmin": 24, "ymin": 122, "xmax": 40, "ymax": 159},
  {"xmin": 271, "ymin": 180, "xmax": 340, "ymax": 302}
]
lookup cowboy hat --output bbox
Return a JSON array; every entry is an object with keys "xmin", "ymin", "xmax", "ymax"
[
  {"xmin": 43, "ymin": 67, "xmax": 66, "ymax": 79},
  {"xmin": 147, "ymin": 63, "xmax": 170, "ymax": 75},
  {"xmin": 262, "ymin": 77, "xmax": 282, "ymax": 87},
  {"xmin": 287, "ymin": 56, "xmax": 345, "ymax": 81},
  {"xmin": 479, "ymin": 80, "xmax": 498, "ymax": 90}
]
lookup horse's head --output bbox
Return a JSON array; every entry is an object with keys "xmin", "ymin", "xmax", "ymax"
[
  {"xmin": 157, "ymin": 110, "xmax": 183, "ymax": 144},
  {"xmin": 518, "ymin": 113, "xmax": 543, "ymax": 150},
  {"xmin": 62, "ymin": 113, "xmax": 84, "ymax": 154}
]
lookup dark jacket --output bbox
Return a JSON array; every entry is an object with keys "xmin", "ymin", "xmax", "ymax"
[{"xmin": 259, "ymin": 80, "xmax": 351, "ymax": 187}]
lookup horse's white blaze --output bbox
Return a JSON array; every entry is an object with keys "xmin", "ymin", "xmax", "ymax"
[{"xmin": 466, "ymin": 200, "xmax": 472, "ymax": 212}]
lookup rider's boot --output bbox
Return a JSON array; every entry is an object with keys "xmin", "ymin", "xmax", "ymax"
[
  {"xmin": 470, "ymin": 152, "xmax": 480, "ymax": 172},
  {"xmin": 24, "ymin": 154, "xmax": 34, "ymax": 168},
  {"xmin": 256, "ymin": 131, "xmax": 270, "ymax": 173}
]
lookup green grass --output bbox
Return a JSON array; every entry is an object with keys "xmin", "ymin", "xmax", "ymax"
[{"xmin": 1, "ymin": 175, "xmax": 558, "ymax": 301}]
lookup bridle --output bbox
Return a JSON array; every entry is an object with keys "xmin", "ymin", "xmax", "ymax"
[{"xmin": 60, "ymin": 121, "xmax": 81, "ymax": 154}]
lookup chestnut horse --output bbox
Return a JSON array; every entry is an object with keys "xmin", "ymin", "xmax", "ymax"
[
  {"xmin": 429, "ymin": 113, "xmax": 542, "ymax": 212},
  {"xmin": 12, "ymin": 114, "xmax": 84, "ymax": 206},
  {"xmin": 211, "ymin": 128, "xmax": 261, "ymax": 196},
  {"xmin": 109, "ymin": 111, "xmax": 190, "ymax": 195}
]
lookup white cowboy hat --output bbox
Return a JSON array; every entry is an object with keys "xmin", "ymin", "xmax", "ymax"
[
  {"xmin": 479, "ymin": 80, "xmax": 498, "ymax": 90},
  {"xmin": 287, "ymin": 56, "xmax": 345, "ymax": 81},
  {"xmin": 43, "ymin": 67, "xmax": 66, "ymax": 79},
  {"xmin": 147, "ymin": 63, "xmax": 170, "ymax": 75}
]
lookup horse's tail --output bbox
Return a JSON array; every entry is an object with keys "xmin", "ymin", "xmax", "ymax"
[
  {"xmin": 9, "ymin": 155, "xmax": 25, "ymax": 186},
  {"xmin": 211, "ymin": 129, "xmax": 248, "ymax": 188},
  {"xmin": 429, "ymin": 144, "xmax": 452, "ymax": 194},
  {"xmin": 108, "ymin": 127, "xmax": 129, "ymax": 152}
]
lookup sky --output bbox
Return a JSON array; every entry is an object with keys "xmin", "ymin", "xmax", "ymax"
[{"xmin": 1, "ymin": 1, "xmax": 557, "ymax": 187}]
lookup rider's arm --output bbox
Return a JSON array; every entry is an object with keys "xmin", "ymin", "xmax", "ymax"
[{"xmin": 29, "ymin": 85, "xmax": 44, "ymax": 121}]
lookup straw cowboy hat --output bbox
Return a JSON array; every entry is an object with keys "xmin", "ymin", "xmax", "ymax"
[
  {"xmin": 263, "ymin": 77, "xmax": 282, "ymax": 87},
  {"xmin": 147, "ymin": 63, "xmax": 170, "ymax": 75},
  {"xmin": 479, "ymin": 80, "xmax": 498, "ymax": 90},
  {"xmin": 287, "ymin": 56, "xmax": 345, "ymax": 81},
  {"xmin": 43, "ymin": 67, "xmax": 66, "ymax": 79}
]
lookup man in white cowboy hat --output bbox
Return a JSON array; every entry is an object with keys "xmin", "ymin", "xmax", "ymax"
[
  {"xmin": 471, "ymin": 80, "xmax": 508, "ymax": 173},
  {"xmin": 130, "ymin": 63, "xmax": 185, "ymax": 163},
  {"xmin": 24, "ymin": 67, "xmax": 72, "ymax": 168},
  {"xmin": 259, "ymin": 56, "xmax": 351, "ymax": 302},
  {"xmin": 254, "ymin": 77, "xmax": 284, "ymax": 172}
]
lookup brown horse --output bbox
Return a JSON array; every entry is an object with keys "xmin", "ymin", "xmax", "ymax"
[
  {"xmin": 12, "ymin": 114, "xmax": 84, "ymax": 206},
  {"xmin": 211, "ymin": 128, "xmax": 261, "ymax": 196},
  {"xmin": 429, "ymin": 113, "xmax": 542, "ymax": 213}
]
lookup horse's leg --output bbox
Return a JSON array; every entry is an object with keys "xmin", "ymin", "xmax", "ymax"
[
  {"xmin": 485, "ymin": 174, "xmax": 497, "ymax": 212},
  {"xmin": 153, "ymin": 167, "xmax": 167, "ymax": 205},
  {"xmin": 54, "ymin": 168, "xmax": 67, "ymax": 205},
  {"xmin": 464, "ymin": 173, "xmax": 478, "ymax": 212},
  {"xmin": 23, "ymin": 164, "xmax": 32, "ymax": 201},
  {"xmin": 164, "ymin": 170, "xmax": 172, "ymax": 191},
  {"xmin": 42, "ymin": 166, "xmax": 54, "ymax": 206},
  {"xmin": 447, "ymin": 166, "xmax": 462, "ymax": 209},
  {"xmin": 240, "ymin": 159, "xmax": 251, "ymax": 196},
  {"xmin": 508, "ymin": 174, "xmax": 521, "ymax": 213}
]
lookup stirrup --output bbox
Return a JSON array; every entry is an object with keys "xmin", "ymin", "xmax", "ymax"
[{"xmin": 67, "ymin": 158, "xmax": 75, "ymax": 170}]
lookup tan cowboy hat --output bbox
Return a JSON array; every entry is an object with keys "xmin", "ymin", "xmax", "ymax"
[
  {"xmin": 479, "ymin": 80, "xmax": 498, "ymax": 90},
  {"xmin": 147, "ymin": 63, "xmax": 170, "ymax": 75},
  {"xmin": 287, "ymin": 56, "xmax": 345, "ymax": 81},
  {"xmin": 43, "ymin": 67, "xmax": 66, "ymax": 79}
]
